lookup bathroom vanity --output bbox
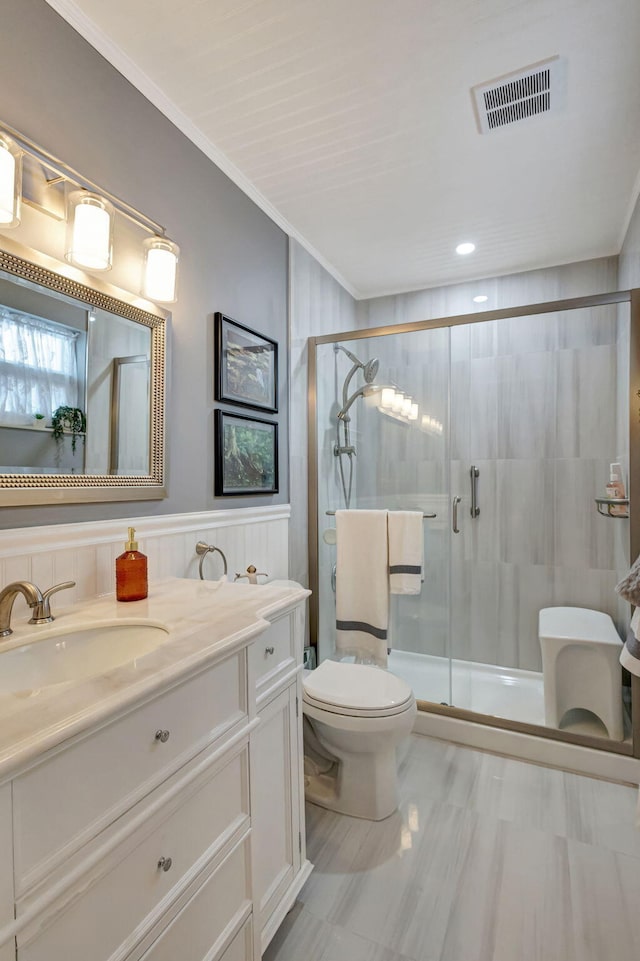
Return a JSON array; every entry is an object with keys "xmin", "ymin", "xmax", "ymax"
[{"xmin": 0, "ymin": 577, "xmax": 311, "ymax": 961}]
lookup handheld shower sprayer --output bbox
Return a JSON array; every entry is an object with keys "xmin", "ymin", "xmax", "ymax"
[{"xmin": 333, "ymin": 344, "xmax": 381, "ymax": 507}]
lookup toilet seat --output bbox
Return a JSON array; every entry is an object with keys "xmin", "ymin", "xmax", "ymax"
[{"xmin": 302, "ymin": 660, "xmax": 414, "ymax": 718}]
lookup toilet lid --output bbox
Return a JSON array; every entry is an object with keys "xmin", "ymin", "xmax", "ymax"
[{"xmin": 302, "ymin": 660, "xmax": 413, "ymax": 715}]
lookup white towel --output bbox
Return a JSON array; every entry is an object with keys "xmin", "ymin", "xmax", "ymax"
[
  {"xmin": 388, "ymin": 511, "xmax": 424, "ymax": 595},
  {"xmin": 335, "ymin": 510, "xmax": 389, "ymax": 666}
]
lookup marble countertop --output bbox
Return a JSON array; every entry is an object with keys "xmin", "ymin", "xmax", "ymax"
[{"xmin": 0, "ymin": 576, "xmax": 310, "ymax": 781}]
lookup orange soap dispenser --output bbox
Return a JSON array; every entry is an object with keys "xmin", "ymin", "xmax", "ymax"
[{"xmin": 116, "ymin": 527, "xmax": 148, "ymax": 601}]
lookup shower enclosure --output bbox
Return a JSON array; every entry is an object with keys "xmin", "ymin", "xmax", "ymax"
[{"xmin": 308, "ymin": 290, "xmax": 640, "ymax": 756}]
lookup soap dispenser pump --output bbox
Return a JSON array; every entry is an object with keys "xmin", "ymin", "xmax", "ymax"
[{"xmin": 116, "ymin": 527, "xmax": 148, "ymax": 601}]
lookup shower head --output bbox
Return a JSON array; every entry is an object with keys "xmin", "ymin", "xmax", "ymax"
[
  {"xmin": 363, "ymin": 358, "xmax": 379, "ymax": 383},
  {"xmin": 335, "ymin": 344, "xmax": 378, "ymax": 379}
]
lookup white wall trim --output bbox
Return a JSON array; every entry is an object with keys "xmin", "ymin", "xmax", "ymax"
[
  {"xmin": 42, "ymin": 0, "xmax": 359, "ymax": 301},
  {"xmin": 0, "ymin": 505, "xmax": 290, "ymax": 558}
]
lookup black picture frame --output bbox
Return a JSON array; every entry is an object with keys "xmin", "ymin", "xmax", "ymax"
[
  {"xmin": 215, "ymin": 410, "xmax": 279, "ymax": 496},
  {"xmin": 215, "ymin": 312, "xmax": 278, "ymax": 413}
]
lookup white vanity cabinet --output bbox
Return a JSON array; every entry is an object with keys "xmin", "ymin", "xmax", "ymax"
[
  {"xmin": 250, "ymin": 603, "xmax": 311, "ymax": 955},
  {"xmin": 0, "ymin": 587, "xmax": 311, "ymax": 961}
]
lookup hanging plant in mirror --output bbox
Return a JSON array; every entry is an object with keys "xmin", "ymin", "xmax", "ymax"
[{"xmin": 51, "ymin": 406, "xmax": 86, "ymax": 455}]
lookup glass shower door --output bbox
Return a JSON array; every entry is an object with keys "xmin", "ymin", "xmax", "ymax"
[
  {"xmin": 448, "ymin": 302, "xmax": 629, "ymax": 742},
  {"xmin": 314, "ymin": 326, "xmax": 452, "ymax": 705}
]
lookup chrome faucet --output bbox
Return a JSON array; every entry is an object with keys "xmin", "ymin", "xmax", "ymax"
[
  {"xmin": 0, "ymin": 581, "xmax": 44, "ymax": 638},
  {"xmin": 30, "ymin": 581, "xmax": 76, "ymax": 625},
  {"xmin": 0, "ymin": 580, "xmax": 75, "ymax": 637}
]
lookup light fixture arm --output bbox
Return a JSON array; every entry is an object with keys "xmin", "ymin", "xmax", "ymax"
[{"xmin": 0, "ymin": 118, "xmax": 165, "ymax": 237}]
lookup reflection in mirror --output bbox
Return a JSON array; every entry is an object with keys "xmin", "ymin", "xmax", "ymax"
[
  {"xmin": 109, "ymin": 355, "xmax": 150, "ymax": 474},
  {"xmin": 0, "ymin": 245, "xmax": 165, "ymax": 504}
]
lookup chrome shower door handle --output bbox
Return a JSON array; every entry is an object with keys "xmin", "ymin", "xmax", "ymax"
[
  {"xmin": 452, "ymin": 496, "xmax": 462, "ymax": 534},
  {"xmin": 470, "ymin": 465, "xmax": 480, "ymax": 518}
]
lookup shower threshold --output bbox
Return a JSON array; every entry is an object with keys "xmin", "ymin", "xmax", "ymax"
[{"xmin": 388, "ymin": 648, "xmax": 626, "ymax": 740}]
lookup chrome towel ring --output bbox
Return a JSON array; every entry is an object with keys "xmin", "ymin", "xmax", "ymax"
[{"xmin": 195, "ymin": 541, "xmax": 228, "ymax": 580}]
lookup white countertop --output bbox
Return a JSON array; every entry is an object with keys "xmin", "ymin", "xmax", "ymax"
[{"xmin": 0, "ymin": 576, "xmax": 310, "ymax": 781}]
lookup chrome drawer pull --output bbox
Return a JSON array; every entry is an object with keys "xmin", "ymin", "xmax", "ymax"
[
  {"xmin": 157, "ymin": 856, "xmax": 172, "ymax": 872},
  {"xmin": 155, "ymin": 729, "xmax": 170, "ymax": 743},
  {"xmin": 265, "ymin": 646, "xmax": 275, "ymax": 655}
]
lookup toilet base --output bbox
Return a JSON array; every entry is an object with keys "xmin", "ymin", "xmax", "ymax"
[
  {"xmin": 303, "ymin": 701, "xmax": 416, "ymax": 820},
  {"xmin": 304, "ymin": 746, "xmax": 400, "ymax": 820}
]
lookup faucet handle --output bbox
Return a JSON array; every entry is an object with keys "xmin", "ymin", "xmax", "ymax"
[{"xmin": 29, "ymin": 581, "xmax": 76, "ymax": 624}]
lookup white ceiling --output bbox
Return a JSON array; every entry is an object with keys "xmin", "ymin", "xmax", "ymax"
[{"xmin": 47, "ymin": 0, "xmax": 640, "ymax": 299}]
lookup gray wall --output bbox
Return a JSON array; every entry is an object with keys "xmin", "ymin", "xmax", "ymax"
[{"xmin": 0, "ymin": 0, "xmax": 288, "ymax": 530}]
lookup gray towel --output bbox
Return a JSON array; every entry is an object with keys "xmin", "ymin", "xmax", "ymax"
[
  {"xmin": 625, "ymin": 626, "xmax": 640, "ymax": 660},
  {"xmin": 616, "ymin": 554, "xmax": 640, "ymax": 605}
]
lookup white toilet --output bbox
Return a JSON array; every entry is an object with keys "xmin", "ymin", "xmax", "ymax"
[{"xmin": 302, "ymin": 660, "xmax": 416, "ymax": 820}]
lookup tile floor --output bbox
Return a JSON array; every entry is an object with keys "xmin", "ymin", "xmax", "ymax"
[{"xmin": 264, "ymin": 734, "xmax": 640, "ymax": 961}]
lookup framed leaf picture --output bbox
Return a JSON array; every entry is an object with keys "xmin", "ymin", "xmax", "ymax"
[{"xmin": 215, "ymin": 410, "xmax": 278, "ymax": 495}]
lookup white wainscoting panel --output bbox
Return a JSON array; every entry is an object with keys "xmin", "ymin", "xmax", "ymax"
[{"xmin": 0, "ymin": 506, "xmax": 290, "ymax": 615}]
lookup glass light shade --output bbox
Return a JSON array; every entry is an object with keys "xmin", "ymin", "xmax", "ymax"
[
  {"xmin": 409, "ymin": 403, "xmax": 419, "ymax": 421},
  {"xmin": 401, "ymin": 396, "xmax": 412, "ymax": 417},
  {"xmin": 380, "ymin": 387, "xmax": 395, "ymax": 410},
  {"xmin": 0, "ymin": 136, "xmax": 22, "ymax": 227},
  {"xmin": 66, "ymin": 191, "xmax": 114, "ymax": 271},
  {"xmin": 392, "ymin": 391, "xmax": 404, "ymax": 413},
  {"xmin": 142, "ymin": 236, "xmax": 180, "ymax": 303}
]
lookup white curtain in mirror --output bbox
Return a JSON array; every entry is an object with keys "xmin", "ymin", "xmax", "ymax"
[{"xmin": 0, "ymin": 307, "xmax": 79, "ymax": 417}]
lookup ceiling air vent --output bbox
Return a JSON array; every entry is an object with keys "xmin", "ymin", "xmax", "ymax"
[{"xmin": 471, "ymin": 56, "xmax": 566, "ymax": 134}]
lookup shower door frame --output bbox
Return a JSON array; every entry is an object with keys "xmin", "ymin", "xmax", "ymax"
[{"xmin": 307, "ymin": 288, "xmax": 640, "ymax": 758}]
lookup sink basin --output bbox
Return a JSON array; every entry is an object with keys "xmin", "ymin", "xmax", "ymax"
[{"xmin": 0, "ymin": 621, "xmax": 170, "ymax": 695}]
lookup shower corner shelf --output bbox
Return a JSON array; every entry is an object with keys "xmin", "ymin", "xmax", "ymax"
[{"xmin": 595, "ymin": 497, "xmax": 629, "ymax": 519}]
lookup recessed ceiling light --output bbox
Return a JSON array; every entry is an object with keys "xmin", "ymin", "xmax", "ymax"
[
  {"xmin": 473, "ymin": 294, "xmax": 488, "ymax": 303},
  {"xmin": 456, "ymin": 242, "xmax": 475, "ymax": 255}
]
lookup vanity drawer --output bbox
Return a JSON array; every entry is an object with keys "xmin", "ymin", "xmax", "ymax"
[
  {"xmin": 250, "ymin": 614, "xmax": 296, "ymax": 696},
  {"xmin": 14, "ymin": 651, "xmax": 247, "ymax": 894},
  {"xmin": 140, "ymin": 865, "xmax": 252, "ymax": 961},
  {"xmin": 17, "ymin": 750, "xmax": 250, "ymax": 961}
]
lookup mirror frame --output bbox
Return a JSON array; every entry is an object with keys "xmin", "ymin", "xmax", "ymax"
[{"xmin": 0, "ymin": 238, "xmax": 167, "ymax": 505}]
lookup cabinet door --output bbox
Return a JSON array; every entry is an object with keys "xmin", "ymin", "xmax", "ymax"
[{"xmin": 250, "ymin": 685, "xmax": 299, "ymax": 940}]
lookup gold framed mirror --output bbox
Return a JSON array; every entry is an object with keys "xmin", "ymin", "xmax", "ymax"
[{"xmin": 0, "ymin": 239, "xmax": 166, "ymax": 505}]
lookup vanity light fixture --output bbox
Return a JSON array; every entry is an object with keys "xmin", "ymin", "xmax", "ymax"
[
  {"xmin": 65, "ymin": 190, "xmax": 114, "ymax": 271},
  {"xmin": 142, "ymin": 236, "xmax": 180, "ymax": 303},
  {"xmin": 456, "ymin": 241, "xmax": 476, "ymax": 255},
  {"xmin": 0, "ymin": 119, "xmax": 181, "ymax": 302},
  {"xmin": 0, "ymin": 134, "xmax": 22, "ymax": 227}
]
